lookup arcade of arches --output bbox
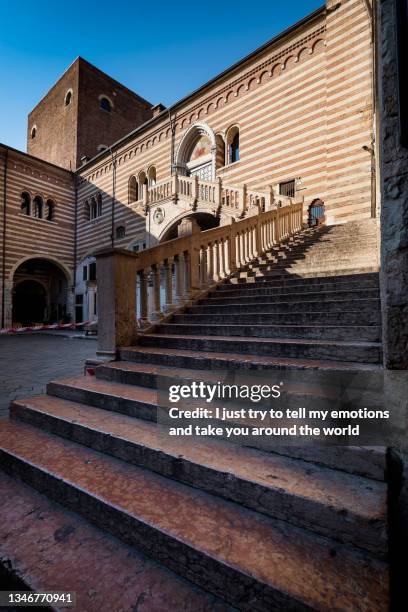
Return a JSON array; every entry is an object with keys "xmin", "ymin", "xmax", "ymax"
[{"xmin": 12, "ymin": 259, "xmax": 69, "ymax": 326}]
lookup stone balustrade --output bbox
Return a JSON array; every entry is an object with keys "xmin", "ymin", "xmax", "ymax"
[
  {"xmin": 96, "ymin": 200, "xmax": 303, "ymax": 356},
  {"xmin": 142, "ymin": 174, "xmax": 290, "ymax": 216}
]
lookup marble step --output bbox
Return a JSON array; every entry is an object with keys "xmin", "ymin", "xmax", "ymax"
[
  {"xmin": 208, "ymin": 286, "xmax": 380, "ymax": 300},
  {"xmin": 173, "ymin": 311, "xmax": 381, "ymax": 326},
  {"xmin": 188, "ymin": 298, "xmax": 381, "ymax": 315},
  {"xmin": 0, "ymin": 420, "xmax": 389, "ymax": 612},
  {"xmin": 228, "ymin": 273, "xmax": 379, "ymax": 286},
  {"xmin": 0, "ymin": 470, "xmax": 231, "ymax": 611},
  {"xmin": 155, "ymin": 323, "xmax": 381, "ymax": 342},
  {"xmin": 201, "ymin": 288, "xmax": 380, "ymax": 305},
  {"xmin": 10, "ymin": 395, "xmax": 388, "ymax": 555},
  {"xmin": 138, "ymin": 334, "xmax": 382, "ymax": 364}
]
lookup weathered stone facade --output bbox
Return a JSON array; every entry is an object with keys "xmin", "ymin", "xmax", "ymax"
[{"xmin": 378, "ymin": 0, "xmax": 408, "ymax": 369}]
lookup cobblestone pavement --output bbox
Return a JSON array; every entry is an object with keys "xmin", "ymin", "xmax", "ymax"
[{"xmin": 0, "ymin": 334, "xmax": 97, "ymax": 418}]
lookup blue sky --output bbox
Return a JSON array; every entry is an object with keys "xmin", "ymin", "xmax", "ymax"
[{"xmin": 0, "ymin": 0, "xmax": 322, "ymax": 152}]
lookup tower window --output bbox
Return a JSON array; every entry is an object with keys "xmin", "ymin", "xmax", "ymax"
[
  {"xmin": 100, "ymin": 97, "xmax": 112, "ymax": 112},
  {"xmin": 65, "ymin": 90, "xmax": 72, "ymax": 106},
  {"xmin": 31, "ymin": 126, "xmax": 37, "ymax": 139}
]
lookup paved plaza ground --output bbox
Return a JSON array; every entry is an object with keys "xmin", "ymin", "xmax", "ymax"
[{"xmin": 0, "ymin": 333, "xmax": 97, "ymax": 418}]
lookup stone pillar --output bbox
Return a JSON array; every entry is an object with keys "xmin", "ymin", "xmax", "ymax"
[
  {"xmin": 138, "ymin": 269, "xmax": 149, "ymax": 326},
  {"xmin": 151, "ymin": 263, "xmax": 162, "ymax": 320},
  {"xmin": 175, "ymin": 253, "xmax": 185, "ymax": 304},
  {"xmin": 96, "ymin": 250, "xmax": 137, "ymax": 358},
  {"xmin": 164, "ymin": 258, "xmax": 174, "ymax": 312},
  {"xmin": 200, "ymin": 247, "xmax": 208, "ymax": 288},
  {"xmin": 178, "ymin": 216, "xmax": 200, "ymax": 238},
  {"xmin": 378, "ymin": 0, "xmax": 408, "ymax": 369}
]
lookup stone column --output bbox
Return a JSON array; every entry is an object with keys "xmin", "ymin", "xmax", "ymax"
[
  {"xmin": 150, "ymin": 263, "xmax": 162, "ymax": 320},
  {"xmin": 175, "ymin": 253, "xmax": 185, "ymax": 304},
  {"xmin": 138, "ymin": 269, "xmax": 149, "ymax": 326},
  {"xmin": 164, "ymin": 258, "xmax": 174, "ymax": 312}
]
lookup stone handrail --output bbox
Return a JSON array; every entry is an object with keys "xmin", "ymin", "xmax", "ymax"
[
  {"xmin": 96, "ymin": 200, "xmax": 303, "ymax": 356},
  {"xmin": 144, "ymin": 174, "xmax": 289, "ymax": 215}
]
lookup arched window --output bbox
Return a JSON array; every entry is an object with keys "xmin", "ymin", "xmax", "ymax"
[
  {"xmin": 90, "ymin": 197, "xmax": 98, "ymax": 220},
  {"xmin": 97, "ymin": 193, "xmax": 102, "ymax": 216},
  {"xmin": 32, "ymin": 196, "xmax": 43, "ymax": 219},
  {"xmin": 138, "ymin": 171, "xmax": 148, "ymax": 197},
  {"xmin": 84, "ymin": 200, "xmax": 91, "ymax": 221},
  {"xmin": 147, "ymin": 166, "xmax": 156, "ymax": 186},
  {"xmin": 45, "ymin": 199, "xmax": 55, "ymax": 221},
  {"xmin": 215, "ymin": 134, "xmax": 226, "ymax": 168},
  {"xmin": 31, "ymin": 126, "xmax": 37, "ymax": 139},
  {"xmin": 21, "ymin": 192, "xmax": 30, "ymax": 215},
  {"xmin": 116, "ymin": 226, "xmax": 126, "ymax": 239},
  {"xmin": 226, "ymin": 126, "xmax": 240, "ymax": 164},
  {"xmin": 128, "ymin": 175, "xmax": 138, "ymax": 203},
  {"xmin": 100, "ymin": 96, "xmax": 112, "ymax": 112},
  {"xmin": 65, "ymin": 90, "xmax": 72, "ymax": 106}
]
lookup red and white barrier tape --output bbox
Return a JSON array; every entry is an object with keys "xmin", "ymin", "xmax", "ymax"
[{"xmin": 0, "ymin": 321, "xmax": 92, "ymax": 335}]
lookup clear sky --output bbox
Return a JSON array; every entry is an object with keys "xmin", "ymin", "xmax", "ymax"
[{"xmin": 0, "ymin": 0, "xmax": 322, "ymax": 152}]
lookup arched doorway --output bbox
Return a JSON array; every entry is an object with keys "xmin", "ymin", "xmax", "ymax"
[
  {"xmin": 308, "ymin": 199, "xmax": 325, "ymax": 227},
  {"xmin": 12, "ymin": 258, "xmax": 70, "ymax": 325},
  {"xmin": 13, "ymin": 280, "xmax": 46, "ymax": 325},
  {"xmin": 175, "ymin": 123, "xmax": 216, "ymax": 181},
  {"xmin": 160, "ymin": 212, "xmax": 220, "ymax": 242}
]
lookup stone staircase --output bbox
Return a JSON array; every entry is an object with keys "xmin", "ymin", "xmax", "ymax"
[{"xmin": 0, "ymin": 219, "xmax": 389, "ymax": 611}]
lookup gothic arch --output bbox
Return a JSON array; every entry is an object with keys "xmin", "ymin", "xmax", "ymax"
[{"xmin": 175, "ymin": 122, "xmax": 217, "ymax": 179}]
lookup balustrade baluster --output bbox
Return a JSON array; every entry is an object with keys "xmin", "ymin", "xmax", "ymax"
[
  {"xmin": 138, "ymin": 269, "xmax": 149, "ymax": 326},
  {"xmin": 183, "ymin": 251, "xmax": 192, "ymax": 300},
  {"xmin": 220, "ymin": 238, "xmax": 227, "ymax": 277},
  {"xmin": 150, "ymin": 263, "xmax": 162, "ymax": 320},
  {"xmin": 200, "ymin": 246, "xmax": 208, "ymax": 288},
  {"xmin": 164, "ymin": 257, "xmax": 174, "ymax": 312},
  {"xmin": 207, "ymin": 242, "xmax": 214, "ymax": 283},
  {"xmin": 214, "ymin": 241, "xmax": 221, "ymax": 281},
  {"xmin": 175, "ymin": 253, "xmax": 185, "ymax": 304}
]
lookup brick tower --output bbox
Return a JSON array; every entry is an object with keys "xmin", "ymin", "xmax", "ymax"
[{"xmin": 27, "ymin": 57, "xmax": 153, "ymax": 170}]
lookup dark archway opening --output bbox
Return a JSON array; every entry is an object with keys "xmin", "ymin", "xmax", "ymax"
[
  {"xmin": 12, "ymin": 258, "xmax": 69, "ymax": 325},
  {"xmin": 13, "ymin": 281, "xmax": 46, "ymax": 325},
  {"xmin": 161, "ymin": 213, "xmax": 220, "ymax": 242}
]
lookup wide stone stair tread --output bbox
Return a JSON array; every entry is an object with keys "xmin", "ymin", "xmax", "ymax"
[
  {"xmin": 187, "ymin": 298, "xmax": 381, "ymax": 314},
  {"xmin": 120, "ymin": 345, "xmax": 382, "ymax": 371},
  {"xmin": 10, "ymin": 394, "xmax": 387, "ymax": 554},
  {"xmin": 174, "ymin": 312, "xmax": 381, "ymax": 325},
  {"xmin": 138, "ymin": 334, "xmax": 382, "ymax": 363},
  {"xmin": 205, "ymin": 288, "xmax": 380, "ymax": 299},
  {"xmin": 44, "ymin": 371, "xmax": 387, "ymax": 482},
  {"xmin": 156, "ymin": 323, "xmax": 381, "ymax": 342},
  {"xmin": 141, "ymin": 333, "xmax": 380, "ymax": 348},
  {"xmin": 0, "ymin": 471, "xmax": 231, "ymax": 612},
  {"xmin": 0, "ymin": 420, "xmax": 388, "ymax": 611}
]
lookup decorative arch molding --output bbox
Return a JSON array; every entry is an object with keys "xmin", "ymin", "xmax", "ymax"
[
  {"xmin": 9, "ymin": 255, "xmax": 73, "ymax": 284},
  {"xmin": 155, "ymin": 207, "xmax": 220, "ymax": 242},
  {"xmin": 175, "ymin": 122, "xmax": 217, "ymax": 179}
]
